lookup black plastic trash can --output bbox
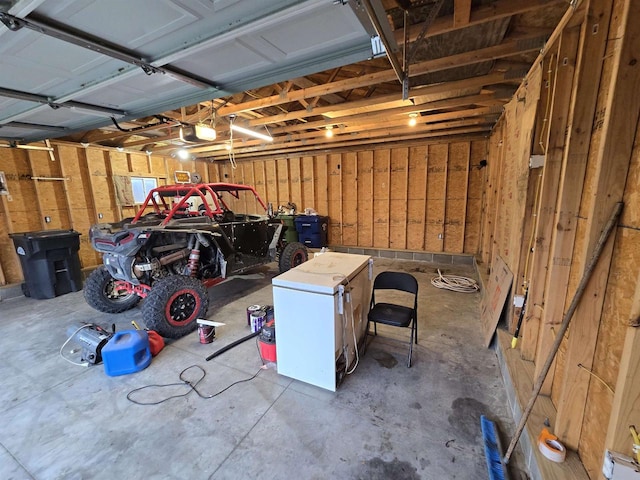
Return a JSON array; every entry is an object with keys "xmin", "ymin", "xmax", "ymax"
[{"xmin": 10, "ymin": 229, "xmax": 82, "ymax": 299}]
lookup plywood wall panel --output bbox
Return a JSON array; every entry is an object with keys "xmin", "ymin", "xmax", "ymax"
[
  {"xmin": 372, "ymin": 150, "xmax": 390, "ymax": 249},
  {"xmin": 357, "ymin": 151, "xmax": 374, "ymax": 247},
  {"xmin": 264, "ymin": 159, "xmax": 278, "ymax": 206},
  {"xmin": 407, "ymin": 145, "xmax": 427, "ymax": 251},
  {"xmin": 327, "ymin": 154, "xmax": 343, "ymax": 245},
  {"xmin": 288, "ymin": 158, "xmax": 302, "ymax": 211},
  {"xmin": 314, "ymin": 155, "xmax": 329, "ymax": 219},
  {"xmin": 151, "ymin": 156, "xmax": 166, "ymax": 176},
  {"xmin": 109, "ymin": 151, "xmax": 129, "ymax": 175},
  {"xmin": 276, "ymin": 158, "xmax": 290, "ymax": 206},
  {"xmin": 341, "ymin": 152, "xmax": 358, "ymax": 246},
  {"xmin": 129, "ymin": 153, "xmax": 149, "ymax": 175},
  {"xmin": 389, "ymin": 148, "xmax": 409, "ymax": 250},
  {"xmin": 301, "ymin": 156, "xmax": 315, "ymax": 211},
  {"xmin": 425, "ymin": 144, "xmax": 448, "ymax": 252},
  {"xmin": 445, "ymin": 142, "xmax": 470, "ymax": 253},
  {"xmin": 464, "ymin": 141, "xmax": 485, "ymax": 254}
]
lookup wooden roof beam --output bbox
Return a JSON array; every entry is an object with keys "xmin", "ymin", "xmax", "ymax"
[
  {"xmin": 219, "ymin": 30, "xmax": 548, "ymax": 116},
  {"xmin": 395, "ymin": 0, "xmax": 565, "ymax": 44},
  {"xmin": 199, "ymin": 125, "xmax": 490, "ymax": 160},
  {"xmin": 188, "ymin": 115, "xmax": 495, "ymax": 156},
  {"xmin": 271, "ymin": 105, "xmax": 502, "ymax": 135},
  {"xmin": 454, "ymin": 0, "xmax": 472, "ymax": 27}
]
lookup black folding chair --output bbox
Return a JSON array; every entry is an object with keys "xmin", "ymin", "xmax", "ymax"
[{"xmin": 365, "ymin": 271, "xmax": 418, "ymax": 367}]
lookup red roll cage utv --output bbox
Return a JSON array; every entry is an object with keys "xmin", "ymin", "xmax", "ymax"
[{"xmin": 84, "ymin": 182, "xmax": 308, "ymax": 338}]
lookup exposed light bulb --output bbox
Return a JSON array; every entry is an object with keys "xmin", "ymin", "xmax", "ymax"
[
  {"xmin": 408, "ymin": 113, "xmax": 418, "ymax": 127},
  {"xmin": 177, "ymin": 149, "xmax": 190, "ymax": 160},
  {"xmin": 325, "ymin": 126, "xmax": 334, "ymax": 138}
]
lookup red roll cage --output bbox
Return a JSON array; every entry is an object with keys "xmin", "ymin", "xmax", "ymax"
[{"xmin": 131, "ymin": 182, "xmax": 268, "ymax": 226}]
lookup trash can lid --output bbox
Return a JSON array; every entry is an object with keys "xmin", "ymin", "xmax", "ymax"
[{"xmin": 9, "ymin": 229, "xmax": 80, "ymax": 239}]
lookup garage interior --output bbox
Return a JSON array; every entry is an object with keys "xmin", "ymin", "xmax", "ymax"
[{"xmin": 0, "ymin": 1, "xmax": 639, "ymax": 479}]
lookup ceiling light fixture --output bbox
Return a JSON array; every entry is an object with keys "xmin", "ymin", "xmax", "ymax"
[
  {"xmin": 177, "ymin": 148, "xmax": 190, "ymax": 160},
  {"xmin": 195, "ymin": 124, "xmax": 216, "ymax": 141},
  {"xmin": 408, "ymin": 113, "xmax": 418, "ymax": 127},
  {"xmin": 230, "ymin": 123, "xmax": 273, "ymax": 142},
  {"xmin": 325, "ymin": 125, "xmax": 334, "ymax": 138},
  {"xmin": 228, "ymin": 115, "xmax": 273, "ymax": 142}
]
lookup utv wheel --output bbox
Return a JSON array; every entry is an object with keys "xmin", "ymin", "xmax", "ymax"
[
  {"xmin": 84, "ymin": 266, "xmax": 141, "ymax": 313},
  {"xmin": 142, "ymin": 275, "xmax": 209, "ymax": 339},
  {"xmin": 279, "ymin": 241, "xmax": 309, "ymax": 273}
]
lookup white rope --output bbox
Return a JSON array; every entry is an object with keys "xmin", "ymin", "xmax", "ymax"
[{"xmin": 430, "ymin": 269, "xmax": 479, "ymax": 293}]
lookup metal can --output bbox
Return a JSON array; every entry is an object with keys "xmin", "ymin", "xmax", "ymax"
[
  {"xmin": 250, "ymin": 310, "xmax": 266, "ymax": 333},
  {"xmin": 198, "ymin": 324, "xmax": 215, "ymax": 344},
  {"xmin": 247, "ymin": 304, "xmax": 263, "ymax": 326}
]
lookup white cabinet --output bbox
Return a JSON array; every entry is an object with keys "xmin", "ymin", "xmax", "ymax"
[{"xmin": 273, "ymin": 252, "xmax": 373, "ymax": 391}]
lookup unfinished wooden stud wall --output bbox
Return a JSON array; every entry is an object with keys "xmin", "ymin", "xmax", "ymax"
[
  {"xmin": 0, "ymin": 139, "xmax": 487, "ymax": 286},
  {"xmin": 208, "ymin": 141, "xmax": 487, "ymax": 254},
  {"xmin": 482, "ymin": 0, "xmax": 640, "ymax": 477}
]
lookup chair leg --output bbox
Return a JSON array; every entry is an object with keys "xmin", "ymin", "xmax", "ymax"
[
  {"xmin": 363, "ymin": 319, "xmax": 371, "ymax": 355},
  {"xmin": 407, "ymin": 321, "xmax": 414, "ymax": 368},
  {"xmin": 414, "ymin": 315, "xmax": 418, "ymax": 344}
]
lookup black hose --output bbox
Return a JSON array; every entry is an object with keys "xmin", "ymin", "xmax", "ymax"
[{"xmin": 205, "ymin": 331, "xmax": 260, "ymax": 361}]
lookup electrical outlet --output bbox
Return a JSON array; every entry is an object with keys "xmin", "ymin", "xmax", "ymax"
[
  {"xmin": 438, "ymin": 233, "xmax": 443, "ymax": 239},
  {"xmin": 44, "ymin": 216, "xmax": 51, "ymax": 223},
  {"xmin": 98, "ymin": 213, "xmax": 103, "ymax": 219}
]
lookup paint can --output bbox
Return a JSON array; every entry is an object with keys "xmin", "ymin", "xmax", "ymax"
[
  {"xmin": 250, "ymin": 310, "xmax": 266, "ymax": 333},
  {"xmin": 247, "ymin": 304, "xmax": 263, "ymax": 326},
  {"xmin": 198, "ymin": 324, "xmax": 215, "ymax": 344}
]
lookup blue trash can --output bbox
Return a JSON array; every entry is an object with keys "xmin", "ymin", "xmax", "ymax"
[{"xmin": 294, "ymin": 215, "xmax": 329, "ymax": 248}]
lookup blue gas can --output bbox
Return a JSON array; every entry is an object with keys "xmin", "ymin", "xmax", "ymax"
[{"xmin": 102, "ymin": 330, "xmax": 152, "ymax": 377}]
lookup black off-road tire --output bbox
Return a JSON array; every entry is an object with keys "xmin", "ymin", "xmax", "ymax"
[
  {"xmin": 142, "ymin": 275, "xmax": 209, "ymax": 339},
  {"xmin": 84, "ymin": 266, "xmax": 141, "ymax": 313},
  {"xmin": 278, "ymin": 241, "xmax": 309, "ymax": 273}
]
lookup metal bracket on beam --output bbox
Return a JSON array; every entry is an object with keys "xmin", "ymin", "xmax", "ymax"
[
  {"xmin": 406, "ymin": 0, "xmax": 446, "ymax": 66},
  {"xmin": 361, "ymin": 0, "xmax": 404, "ymax": 85}
]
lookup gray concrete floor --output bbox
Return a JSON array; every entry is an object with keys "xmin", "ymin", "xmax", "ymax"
[{"xmin": 0, "ymin": 258, "xmax": 525, "ymax": 480}]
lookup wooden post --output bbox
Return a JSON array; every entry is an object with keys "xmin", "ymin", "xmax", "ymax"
[{"xmin": 520, "ymin": 26, "xmax": 581, "ymax": 360}]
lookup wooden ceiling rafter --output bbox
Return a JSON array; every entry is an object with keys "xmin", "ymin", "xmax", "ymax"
[
  {"xmin": 396, "ymin": 0, "xmax": 565, "ymax": 44},
  {"xmin": 198, "ymin": 125, "xmax": 492, "ymax": 160},
  {"xmin": 216, "ymin": 29, "xmax": 548, "ymax": 117}
]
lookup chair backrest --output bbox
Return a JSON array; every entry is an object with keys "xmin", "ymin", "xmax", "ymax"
[{"xmin": 373, "ymin": 271, "xmax": 418, "ymax": 295}]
